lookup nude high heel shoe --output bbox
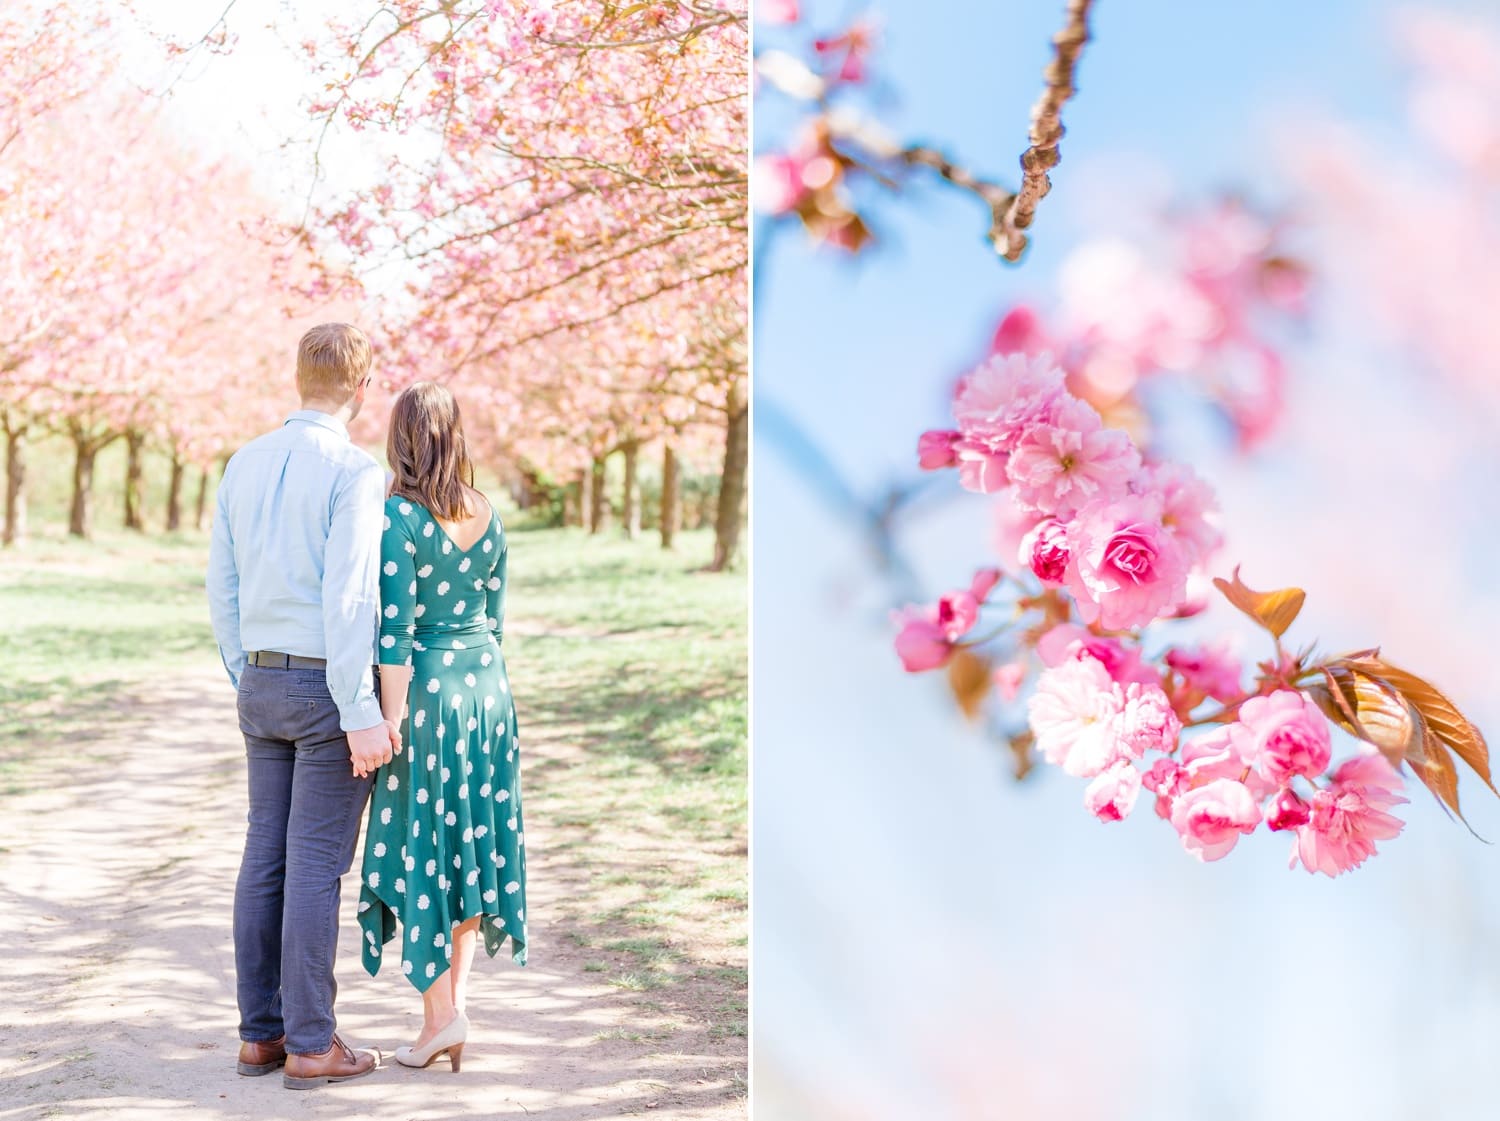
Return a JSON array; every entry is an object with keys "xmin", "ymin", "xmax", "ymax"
[{"xmin": 395, "ymin": 1011, "xmax": 469, "ymax": 1072}]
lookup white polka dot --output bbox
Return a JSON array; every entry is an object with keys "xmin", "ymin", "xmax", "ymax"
[
  {"xmin": 462, "ymin": 826, "xmax": 473, "ymax": 843},
  {"xmin": 487, "ymin": 577, "xmax": 501, "ymax": 591},
  {"xmin": 404, "ymin": 541, "xmax": 416, "ymax": 555},
  {"xmin": 417, "ymin": 789, "xmax": 429, "ymax": 804},
  {"xmin": 459, "ymin": 557, "xmax": 471, "ymax": 573},
  {"xmin": 402, "ymin": 960, "xmax": 413, "ymax": 975},
  {"xmin": 387, "ymin": 774, "xmax": 399, "ymax": 791},
  {"xmin": 467, "ymin": 717, "xmax": 478, "ymax": 731},
  {"xmin": 426, "ymin": 754, "xmax": 437, "ymax": 771},
  {"xmin": 442, "ymin": 540, "xmax": 453, "ymax": 554},
  {"xmin": 425, "ymin": 861, "xmax": 436, "ymax": 878},
  {"xmin": 451, "ymin": 640, "xmax": 466, "ymax": 650},
  {"xmin": 410, "ymin": 925, "xmax": 421, "ymax": 942},
  {"xmin": 445, "ymin": 811, "xmax": 457, "ymax": 826},
  {"xmin": 426, "ymin": 962, "xmax": 436, "ymax": 979},
  {"xmin": 436, "ymin": 722, "xmax": 446, "ymax": 738},
  {"xmin": 454, "ymin": 600, "xmax": 466, "ymax": 614},
  {"xmin": 404, "ymin": 854, "xmax": 415, "ymax": 871},
  {"xmin": 505, "ymin": 881, "xmax": 520, "ymax": 894},
  {"xmin": 415, "ymin": 604, "xmax": 426, "ymax": 618},
  {"xmin": 441, "ymin": 652, "xmax": 455, "ymax": 667},
  {"xmin": 367, "ymin": 871, "xmax": 380, "ymax": 888},
  {"xmin": 380, "ymin": 635, "xmax": 395, "ymax": 649},
  {"xmin": 507, "ymin": 817, "xmax": 517, "ymax": 830},
  {"xmin": 435, "ymin": 798, "xmax": 445, "ymax": 815},
  {"xmin": 441, "ymin": 766, "xmax": 451, "ymax": 782},
  {"xmin": 451, "ymin": 694, "xmax": 463, "ymax": 710},
  {"xmin": 459, "ymin": 781, "xmax": 469, "ymax": 797},
  {"xmin": 437, "ymin": 873, "xmax": 448, "ymax": 890},
  {"xmin": 466, "ymin": 868, "xmax": 479, "ymax": 885},
  {"xmin": 464, "ymin": 673, "xmax": 477, "ymax": 687},
  {"xmin": 453, "ymin": 854, "xmax": 462, "ymax": 869},
  {"xmin": 480, "ymin": 652, "xmax": 492, "ymax": 667},
  {"xmin": 487, "ymin": 618, "xmax": 498, "ymax": 631},
  {"xmin": 423, "ymin": 522, "xmax": 434, "ymax": 538},
  {"xmin": 383, "ymin": 516, "xmax": 392, "ymax": 530},
  {"xmin": 412, "ymin": 821, "xmax": 420, "ymax": 837},
  {"xmin": 408, "ymin": 581, "xmax": 416, "ymax": 595},
  {"xmin": 496, "ymin": 789, "xmax": 509, "ymax": 803},
  {"xmin": 374, "ymin": 842, "xmax": 387, "ymax": 857},
  {"xmin": 427, "ymin": 678, "xmax": 441, "ymax": 693},
  {"xmin": 437, "ymin": 581, "xmax": 450, "ymax": 596},
  {"xmin": 475, "ymin": 824, "xmax": 488, "ymax": 839},
  {"xmin": 398, "ymin": 502, "xmax": 412, "ymax": 514},
  {"xmin": 418, "ymin": 565, "xmax": 433, "ymax": 578},
  {"xmin": 483, "ymin": 889, "xmax": 497, "ymax": 903},
  {"xmin": 358, "ymin": 900, "xmax": 371, "ymax": 913},
  {"xmin": 384, "ymin": 604, "xmax": 398, "ymax": 618},
  {"xmin": 413, "ymin": 640, "xmax": 426, "ymax": 651},
  {"xmin": 414, "ymin": 710, "xmax": 426, "ymax": 728},
  {"xmin": 482, "ymin": 539, "xmax": 493, "ymax": 553},
  {"xmin": 473, "ymin": 579, "xmax": 484, "ymax": 591},
  {"xmin": 479, "ymin": 783, "xmax": 491, "ymax": 798},
  {"xmin": 434, "ymin": 931, "xmax": 446, "ymax": 947},
  {"xmin": 484, "ymin": 697, "xmax": 495, "ymax": 711},
  {"xmin": 395, "ymin": 877, "xmax": 405, "ymax": 893},
  {"xmin": 383, "ymin": 561, "xmax": 397, "ymax": 575}
]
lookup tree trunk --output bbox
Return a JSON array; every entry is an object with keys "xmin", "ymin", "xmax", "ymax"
[
  {"xmin": 621, "ymin": 440, "xmax": 641, "ymax": 540},
  {"xmin": 577, "ymin": 466, "xmax": 592, "ymax": 529},
  {"xmin": 588, "ymin": 455, "xmax": 607, "ymax": 535},
  {"xmin": 166, "ymin": 451, "xmax": 185, "ymax": 532},
  {"xmin": 123, "ymin": 429, "xmax": 146, "ymax": 531},
  {"xmin": 3, "ymin": 419, "xmax": 27, "ymax": 547},
  {"xmin": 711, "ymin": 378, "xmax": 748, "ymax": 571},
  {"xmin": 70, "ymin": 434, "xmax": 100, "ymax": 539},
  {"xmin": 195, "ymin": 465, "xmax": 211, "ymax": 531},
  {"xmin": 660, "ymin": 443, "xmax": 680, "ymax": 550}
]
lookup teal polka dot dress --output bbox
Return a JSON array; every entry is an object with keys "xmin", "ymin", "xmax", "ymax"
[{"xmin": 358, "ymin": 495, "xmax": 528, "ymax": 991}]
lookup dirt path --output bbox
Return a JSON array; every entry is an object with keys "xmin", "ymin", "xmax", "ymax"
[{"xmin": 0, "ymin": 663, "xmax": 745, "ymax": 1120}]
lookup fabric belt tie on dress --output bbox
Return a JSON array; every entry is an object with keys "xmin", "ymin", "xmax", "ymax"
[{"xmin": 247, "ymin": 651, "xmax": 327, "ymax": 670}]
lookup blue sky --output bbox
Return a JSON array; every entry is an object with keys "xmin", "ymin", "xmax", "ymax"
[{"xmin": 753, "ymin": 2, "xmax": 1500, "ymax": 1118}]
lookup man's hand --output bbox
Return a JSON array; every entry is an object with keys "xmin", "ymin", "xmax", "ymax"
[{"xmin": 348, "ymin": 720, "xmax": 397, "ymax": 778}]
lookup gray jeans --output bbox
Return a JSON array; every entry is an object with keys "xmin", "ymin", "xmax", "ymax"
[{"xmin": 233, "ymin": 665, "xmax": 374, "ymax": 1054}]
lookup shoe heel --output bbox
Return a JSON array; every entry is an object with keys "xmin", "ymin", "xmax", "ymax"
[{"xmin": 448, "ymin": 1043, "xmax": 464, "ymax": 1073}]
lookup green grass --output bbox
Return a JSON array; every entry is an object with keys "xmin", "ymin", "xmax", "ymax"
[{"xmin": 0, "ymin": 509, "xmax": 749, "ymax": 1053}]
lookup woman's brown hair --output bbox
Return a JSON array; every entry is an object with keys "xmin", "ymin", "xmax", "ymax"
[{"xmin": 387, "ymin": 382, "xmax": 477, "ymax": 521}]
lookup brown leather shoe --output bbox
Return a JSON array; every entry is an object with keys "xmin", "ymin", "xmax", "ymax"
[
  {"xmin": 282, "ymin": 1033, "xmax": 379, "ymax": 1089},
  {"xmin": 237, "ymin": 1035, "xmax": 287, "ymax": 1076}
]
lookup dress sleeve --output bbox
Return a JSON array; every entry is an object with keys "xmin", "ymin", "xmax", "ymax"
[
  {"xmin": 379, "ymin": 504, "xmax": 417, "ymax": 666},
  {"xmin": 485, "ymin": 525, "xmax": 507, "ymax": 647}
]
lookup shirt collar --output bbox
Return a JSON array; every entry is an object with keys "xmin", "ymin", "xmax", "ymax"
[{"xmin": 285, "ymin": 409, "xmax": 350, "ymax": 440}]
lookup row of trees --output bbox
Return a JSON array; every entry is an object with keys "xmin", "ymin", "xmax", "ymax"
[{"xmin": 1, "ymin": 0, "xmax": 749, "ymax": 567}]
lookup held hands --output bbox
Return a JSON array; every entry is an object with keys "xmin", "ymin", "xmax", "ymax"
[{"xmin": 348, "ymin": 719, "xmax": 403, "ymax": 778}]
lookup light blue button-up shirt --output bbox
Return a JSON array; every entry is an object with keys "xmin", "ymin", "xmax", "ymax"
[{"xmin": 206, "ymin": 410, "xmax": 385, "ymax": 732}]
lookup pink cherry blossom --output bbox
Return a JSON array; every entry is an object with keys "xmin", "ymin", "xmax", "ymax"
[
  {"xmin": 1143, "ymin": 757, "xmax": 1190, "ymax": 820},
  {"xmin": 1006, "ymin": 397, "xmax": 1141, "ymax": 517},
  {"xmin": 1036, "ymin": 624, "xmax": 1159, "ymax": 688},
  {"xmin": 891, "ymin": 574, "xmax": 997, "ymax": 672},
  {"xmin": 1084, "ymin": 761, "xmax": 1142, "ymax": 822},
  {"xmin": 988, "ymin": 304, "xmax": 1051, "ymax": 356},
  {"xmin": 1179, "ymin": 726, "xmax": 1265, "ymax": 793},
  {"xmin": 1020, "ymin": 517, "xmax": 1070, "ymax": 585},
  {"xmin": 812, "ymin": 17, "xmax": 878, "ymax": 83},
  {"xmin": 1065, "ymin": 494, "xmax": 1190, "ymax": 630},
  {"xmin": 917, "ymin": 428, "xmax": 961, "ymax": 470},
  {"xmin": 1165, "ymin": 642, "xmax": 1243, "ymax": 703},
  {"xmin": 1265, "ymin": 787, "xmax": 1312, "ymax": 832},
  {"xmin": 1291, "ymin": 753, "xmax": 1408, "ymax": 877},
  {"xmin": 949, "ymin": 353, "xmax": 1067, "ymax": 492},
  {"xmin": 1114, "ymin": 682, "xmax": 1182, "ymax": 758},
  {"xmin": 1028, "ymin": 657, "xmax": 1125, "ymax": 778},
  {"xmin": 1134, "ymin": 461, "xmax": 1222, "ymax": 562},
  {"xmin": 757, "ymin": 0, "xmax": 799, "ymax": 23},
  {"xmin": 993, "ymin": 660, "xmax": 1026, "ymax": 702},
  {"xmin": 1230, "ymin": 690, "xmax": 1333, "ymax": 786},
  {"xmin": 1170, "ymin": 778, "xmax": 1262, "ymax": 862}
]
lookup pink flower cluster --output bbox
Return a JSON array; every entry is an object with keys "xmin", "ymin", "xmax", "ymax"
[
  {"xmin": 897, "ymin": 347, "xmax": 1408, "ymax": 876},
  {"xmin": 1032, "ymin": 667, "xmax": 1407, "ymax": 875},
  {"xmin": 920, "ymin": 353, "xmax": 1220, "ymax": 630}
]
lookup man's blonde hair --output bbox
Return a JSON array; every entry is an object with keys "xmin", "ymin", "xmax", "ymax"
[{"xmin": 296, "ymin": 323, "xmax": 373, "ymax": 402}]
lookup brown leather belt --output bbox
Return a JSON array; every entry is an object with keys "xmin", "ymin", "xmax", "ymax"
[{"xmin": 247, "ymin": 650, "xmax": 327, "ymax": 670}]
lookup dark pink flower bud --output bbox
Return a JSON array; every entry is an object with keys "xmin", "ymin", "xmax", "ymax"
[
  {"xmin": 1265, "ymin": 787, "xmax": 1312, "ymax": 832},
  {"xmin": 1021, "ymin": 517, "xmax": 1070, "ymax": 585},
  {"xmin": 917, "ymin": 429, "xmax": 962, "ymax": 471}
]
